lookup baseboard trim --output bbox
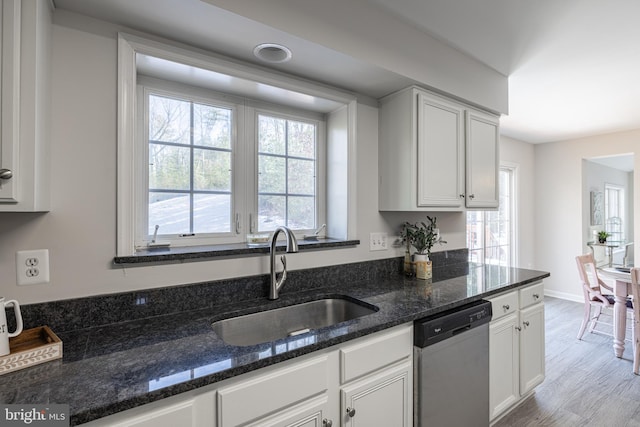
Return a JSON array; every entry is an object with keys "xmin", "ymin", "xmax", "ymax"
[{"xmin": 544, "ymin": 289, "xmax": 582, "ymax": 303}]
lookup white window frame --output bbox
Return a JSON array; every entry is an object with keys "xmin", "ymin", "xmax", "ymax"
[
  {"xmin": 117, "ymin": 33, "xmax": 354, "ymax": 256},
  {"xmin": 252, "ymin": 107, "xmax": 326, "ymax": 235},
  {"xmin": 604, "ymin": 183, "xmax": 625, "ymax": 242},
  {"xmin": 467, "ymin": 164, "xmax": 518, "ymax": 267}
]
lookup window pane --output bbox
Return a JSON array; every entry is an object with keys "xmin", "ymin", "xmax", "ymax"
[
  {"xmin": 287, "ymin": 120, "xmax": 315, "ymax": 158},
  {"xmin": 288, "ymin": 159, "xmax": 315, "ymax": 195},
  {"xmin": 258, "ymin": 115, "xmax": 285, "ymax": 155},
  {"xmin": 149, "ymin": 95, "xmax": 190, "ymax": 145},
  {"xmin": 148, "ymin": 192, "xmax": 190, "ymax": 235},
  {"xmin": 259, "ymin": 155, "xmax": 286, "ymax": 193},
  {"xmin": 194, "ymin": 149, "xmax": 231, "ymax": 191},
  {"xmin": 194, "ymin": 194, "xmax": 231, "ymax": 233},
  {"xmin": 149, "ymin": 144, "xmax": 190, "ymax": 190},
  {"xmin": 258, "ymin": 195, "xmax": 286, "ymax": 231},
  {"xmin": 194, "ymin": 104, "xmax": 231, "ymax": 149},
  {"xmin": 288, "ymin": 197, "xmax": 315, "ymax": 229}
]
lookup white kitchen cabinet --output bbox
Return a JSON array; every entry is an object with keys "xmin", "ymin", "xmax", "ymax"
[
  {"xmin": 340, "ymin": 361, "xmax": 411, "ymax": 427},
  {"xmin": 216, "ymin": 355, "xmax": 329, "ymax": 427},
  {"xmin": 519, "ymin": 302, "xmax": 545, "ymax": 395},
  {"xmin": 83, "ymin": 392, "xmax": 216, "ymax": 427},
  {"xmin": 0, "ymin": 0, "xmax": 51, "ymax": 211},
  {"xmin": 379, "ymin": 86, "xmax": 499, "ymax": 211},
  {"xmin": 465, "ymin": 109, "xmax": 499, "ymax": 209},
  {"xmin": 488, "ymin": 282, "xmax": 545, "ymax": 422}
]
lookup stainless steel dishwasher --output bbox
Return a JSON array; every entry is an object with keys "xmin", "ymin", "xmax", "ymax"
[{"xmin": 414, "ymin": 299, "xmax": 492, "ymax": 427}]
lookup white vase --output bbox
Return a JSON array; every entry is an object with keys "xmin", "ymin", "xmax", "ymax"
[{"xmin": 413, "ymin": 254, "xmax": 432, "ymax": 280}]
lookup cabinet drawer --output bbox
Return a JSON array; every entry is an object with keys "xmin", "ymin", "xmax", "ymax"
[
  {"xmin": 488, "ymin": 291, "xmax": 519, "ymax": 321},
  {"xmin": 217, "ymin": 355, "xmax": 328, "ymax": 427},
  {"xmin": 519, "ymin": 282, "xmax": 544, "ymax": 309},
  {"xmin": 340, "ymin": 325, "xmax": 412, "ymax": 384}
]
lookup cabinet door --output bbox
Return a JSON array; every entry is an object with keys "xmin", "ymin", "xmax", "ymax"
[
  {"xmin": 104, "ymin": 393, "xmax": 215, "ymax": 427},
  {"xmin": 246, "ymin": 394, "xmax": 330, "ymax": 427},
  {"xmin": 465, "ymin": 109, "xmax": 499, "ymax": 208},
  {"xmin": 489, "ymin": 313, "xmax": 519, "ymax": 420},
  {"xmin": 0, "ymin": 0, "xmax": 20, "ymax": 203},
  {"xmin": 520, "ymin": 302, "xmax": 545, "ymax": 395},
  {"xmin": 416, "ymin": 92, "xmax": 465, "ymax": 208},
  {"xmin": 341, "ymin": 361, "xmax": 411, "ymax": 427}
]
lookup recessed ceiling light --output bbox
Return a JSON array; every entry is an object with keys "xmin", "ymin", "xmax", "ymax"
[{"xmin": 253, "ymin": 43, "xmax": 292, "ymax": 64}]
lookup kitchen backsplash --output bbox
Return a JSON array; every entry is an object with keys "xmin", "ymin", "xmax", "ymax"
[{"xmin": 8, "ymin": 249, "xmax": 468, "ymax": 334}]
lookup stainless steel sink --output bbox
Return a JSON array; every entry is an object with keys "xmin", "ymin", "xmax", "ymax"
[{"xmin": 211, "ymin": 297, "xmax": 378, "ymax": 346}]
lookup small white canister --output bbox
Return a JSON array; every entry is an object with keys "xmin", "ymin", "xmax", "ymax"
[
  {"xmin": 414, "ymin": 254, "xmax": 433, "ymax": 280},
  {"xmin": 0, "ymin": 297, "xmax": 23, "ymax": 356}
]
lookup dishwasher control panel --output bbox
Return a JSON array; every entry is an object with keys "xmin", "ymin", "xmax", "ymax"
[{"xmin": 413, "ymin": 300, "xmax": 492, "ymax": 348}]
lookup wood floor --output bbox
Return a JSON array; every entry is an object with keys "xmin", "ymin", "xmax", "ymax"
[{"xmin": 493, "ymin": 297, "xmax": 640, "ymax": 427}]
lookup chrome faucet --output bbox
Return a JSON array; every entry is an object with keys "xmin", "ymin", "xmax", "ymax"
[{"xmin": 269, "ymin": 226, "xmax": 299, "ymax": 300}]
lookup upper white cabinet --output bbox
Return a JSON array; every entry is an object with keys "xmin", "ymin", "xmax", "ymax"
[
  {"xmin": 465, "ymin": 109, "xmax": 499, "ymax": 209},
  {"xmin": 0, "ymin": 0, "xmax": 51, "ymax": 212},
  {"xmin": 379, "ymin": 86, "xmax": 499, "ymax": 211}
]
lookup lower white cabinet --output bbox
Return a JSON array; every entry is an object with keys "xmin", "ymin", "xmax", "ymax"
[
  {"xmin": 83, "ymin": 324, "xmax": 413, "ymax": 427},
  {"xmin": 85, "ymin": 393, "xmax": 216, "ymax": 427},
  {"xmin": 488, "ymin": 282, "xmax": 545, "ymax": 422},
  {"xmin": 340, "ymin": 361, "xmax": 411, "ymax": 427}
]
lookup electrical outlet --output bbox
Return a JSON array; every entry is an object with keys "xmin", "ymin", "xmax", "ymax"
[
  {"xmin": 369, "ymin": 232, "xmax": 388, "ymax": 251},
  {"xmin": 16, "ymin": 249, "xmax": 50, "ymax": 285}
]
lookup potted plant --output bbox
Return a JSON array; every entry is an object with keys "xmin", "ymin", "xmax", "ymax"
[
  {"xmin": 597, "ymin": 231, "xmax": 610, "ymax": 244},
  {"xmin": 405, "ymin": 217, "xmax": 447, "ymax": 279}
]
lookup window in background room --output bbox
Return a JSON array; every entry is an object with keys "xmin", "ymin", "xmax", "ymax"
[
  {"xmin": 467, "ymin": 167, "xmax": 515, "ymax": 267},
  {"xmin": 604, "ymin": 183, "xmax": 625, "ymax": 242}
]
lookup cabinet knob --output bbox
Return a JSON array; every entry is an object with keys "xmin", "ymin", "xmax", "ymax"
[
  {"xmin": 346, "ymin": 407, "xmax": 356, "ymax": 418},
  {"xmin": 503, "ymin": 304, "xmax": 510, "ymax": 311},
  {"xmin": 323, "ymin": 419, "xmax": 333, "ymax": 427},
  {"xmin": 0, "ymin": 169, "xmax": 12, "ymax": 180},
  {"xmin": 533, "ymin": 293, "xmax": 540, "ymax": 299},
  {"xmin": 459, "ymin": 194, "xmax": 465, "ymax": 199},
  {"xmin": 469, "ymin": 194, "xmax": 475, "ymax": 199},
  {"xmin": 515, "ymin": 326, "xmax": 522, "ymax": 332},
  {"xmin": 523, "ymin": 321, "xmax": 530, "ymax": 327}
]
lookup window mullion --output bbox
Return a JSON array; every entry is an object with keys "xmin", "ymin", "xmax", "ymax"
[{"xmin": 189, "ymin": 101, "xmax": 195, "ymax": 234}]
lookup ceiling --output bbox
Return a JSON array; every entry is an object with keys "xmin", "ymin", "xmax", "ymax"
[{"xmin": 53, "ymin": 0, "xmax": 640, "ymax": 146}]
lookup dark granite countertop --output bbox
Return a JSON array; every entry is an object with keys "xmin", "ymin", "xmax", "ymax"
[{"xmin": 0, "ymin": 262, "xmax": 549, "ymax": 425}]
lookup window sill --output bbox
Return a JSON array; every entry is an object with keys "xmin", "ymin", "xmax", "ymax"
[{"xmin": 113, "ymin": 238, "xmax": 360, "ymax": 265}]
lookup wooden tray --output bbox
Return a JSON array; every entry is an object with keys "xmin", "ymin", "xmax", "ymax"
[{"xmin": 0, "ymin": 326, "xmax": 63, "ymax": 375}]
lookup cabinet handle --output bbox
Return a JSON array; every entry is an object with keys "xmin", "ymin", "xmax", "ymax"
[
  {"xmin": 515, "ymin": 326, "xmax": 522, "ymax": 332},
  {"xmin": 503, "ymin": 304, "xmax": 510, "ymax": 311},
  {"xmin": 323, "ymin": 419, "xmax": 333, "ymax": 427},
  {"xmin": 523, "ymin": 321, "xmax": 530, "ymax": 327},
  {"xmin": 533, "ymin": 293, "xmax": 540, "ymax": 299},
  {"xmin": 0, "ymin": 169, "xmax": 12, "ymax": 180},
  {"xmin": 346, "ymin": 407, "xmax": 356, "ymax": 418},
  {"xmin": 469, "ymin": 194, "xmax": 475, "ymax": 199}
]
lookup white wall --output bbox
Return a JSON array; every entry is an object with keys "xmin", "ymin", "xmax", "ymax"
[
  {"xmin": 500, "ymin": 136, "xmax": 536, "ymax": 270},
  {"xmin": 535, "ymin": 130, "xmax": 640, "ymax": 301},
  {"xmin": 0, "ymin": 13, "xmax": 466, "ymax": 305}
]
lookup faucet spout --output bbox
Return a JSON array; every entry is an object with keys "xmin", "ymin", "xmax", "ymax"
[{"xmin": 269, "ymin": 226, "xmax": 299, "ymax": 300}]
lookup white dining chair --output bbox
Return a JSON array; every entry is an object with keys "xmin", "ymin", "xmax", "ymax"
[
  {"xmin": 630, "ymin": 268, "xmax": 640, "ymax": 374},
  {"xmin": 576, "ymin": 253, "xmax": 633, "ymax": 339}
]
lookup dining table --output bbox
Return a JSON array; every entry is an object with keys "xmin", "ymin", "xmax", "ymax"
[{"xmin": 599, "ymin": 267, "xmax": 634, "ymax": 358}]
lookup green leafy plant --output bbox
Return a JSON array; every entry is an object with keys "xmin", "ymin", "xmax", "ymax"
[
  {"xmin": 404, "ymin": 216, "xmax": 447, "ymax": 258},
  {"xmin": 597, "ymin": 231, "xmax": 610, "ymax": 243}
]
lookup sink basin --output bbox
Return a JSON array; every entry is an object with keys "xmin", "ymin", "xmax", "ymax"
[{"xmin": 211, "ymin": 297, "xmax": 378, "ymax": 346}]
